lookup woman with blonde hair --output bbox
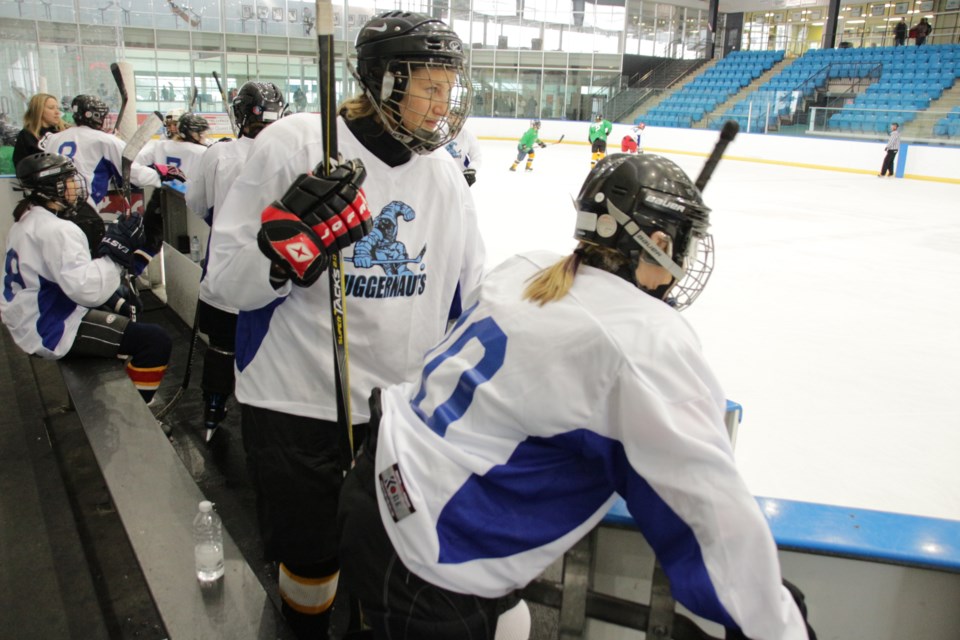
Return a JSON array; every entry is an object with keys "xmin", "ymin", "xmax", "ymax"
[{"xmin": 13, "ymin": 93, "xmax": 68, "ymax": 167}]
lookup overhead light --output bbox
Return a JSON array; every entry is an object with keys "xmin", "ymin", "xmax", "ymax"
[{"xmin": 847, "ymin": 19, "xmax": 865, "ymax": 23}]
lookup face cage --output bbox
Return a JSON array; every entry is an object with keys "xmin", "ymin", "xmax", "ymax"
[
  {"xmin": 666, "ymin": 233, "xmax": 714, "ymax": 311},
  {"xmin": 375, "ymin": 61, "xmax": 472, "ymax": 154},
  {"xmin": 32, "ymin": 171, "xmax": 88, "ymax": 216}
]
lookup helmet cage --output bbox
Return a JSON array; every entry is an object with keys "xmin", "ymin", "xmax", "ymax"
[
  {"xmin": 72, "ymin": 95, "xmax": 109, "ymax": 130},
  {"xmin": 574, "ymin": 154, "xmax": 713, "ymax": 310},
  {"xmin": 368, "ymin": 60, "xmax": 471, "ymax": 154},
  {"xmin": 353, "ymin": 11, "xmax": 472, "ymax": 154},
  {"xmin": 16, "ymin": 154, "xmax": 88, "ymax": 217}
]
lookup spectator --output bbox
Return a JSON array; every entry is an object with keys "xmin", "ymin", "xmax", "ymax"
[
  {"xmin": 338, "ymin": 153, "xmax": 817, "ymax": 640},
  {"xmin": 293, "ymin": 87, "xmax": 307, "ymax": 112},
  {"xmin": 914, "ymin": 18, "xmax": 931, "ymax": 46},
  {"xmin": 13, "ymin": 93, "xmax": 68, "ymax": 168},
  {"xmin": 879, "ymin": 122, "xmax": 900, "ymax": 178},
  {"xmin": 894, "ymin": 18, "xmax": 907, "ymax": 46},
  {"xmin": 1, "ymin": 153, "xmax": 172, "ymax": 405}
]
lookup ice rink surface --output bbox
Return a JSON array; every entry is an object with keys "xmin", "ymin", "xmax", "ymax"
[{"xmin": 469, "ymin": 137, "xmax": 960, "ymax": 521}]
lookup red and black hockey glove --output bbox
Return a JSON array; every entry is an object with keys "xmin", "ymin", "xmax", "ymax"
[{"xmin": 257, "ymin": 158, "xmax": 373, "ymax": 287}]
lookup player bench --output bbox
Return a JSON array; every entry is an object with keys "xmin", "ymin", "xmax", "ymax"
[{"xmin": 56, "ymin": 356, "xmax": 295, "ymax": 639}]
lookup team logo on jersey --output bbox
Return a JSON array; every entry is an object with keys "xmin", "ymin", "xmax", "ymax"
[
  {"xmin": 344, "ymin": 201, "xmax": 427, "ymax": 299},
  {"xmin": 379, "ymin": 463, "xmax": 416, "ymax": 522}
]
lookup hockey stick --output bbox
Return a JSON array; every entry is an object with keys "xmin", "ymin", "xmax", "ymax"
[
  {"xmin": 545, "ymin": 134, "xmax": 565, "ymax": 146},
  {"xmin": 211, "ymin": 71, "xmax": 238, "ymax": 136},
  {"xmin": 344, "ymin": 244, "xmax": 426, "ymax": 266},
  {"xmin": 153, "ymin": 303, "xmax": 200, "ymax": 421},
  {"xmin": 188, "ymin": 85, "xmax": 199, "ymax": 112},
  {"xmin": 315, "ymin": 0, "xmax": 355, "ymax": 468},
  {"xmin": 695, "ymin": 120, "xmax": 738, "ymax": 193}
]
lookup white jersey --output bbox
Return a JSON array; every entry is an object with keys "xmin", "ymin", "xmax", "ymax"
[
  {"xmin": 444, "ymin": 126, "xmax": 482, "ymax": 171},
  {"xmin": 375, "ymin": 251, "xmax": 808, "ymax": 640},
  {"xmin": 137, "ymin": 138, "xmax": 209, "ymax": 203},
  {"xmin": 205, "ymin": 113, "xmax": 486, "ymax": 422},
  {"xmin": 41, "ymin": 126, "xmax": 160, "ymax": 207},
  {"xmin": 1, "ymin": 206, "xmax": 122, "ymax": 358},
  {"xmin": 189, "ymin": 136, "xmax": 255, "ymax": 313}
]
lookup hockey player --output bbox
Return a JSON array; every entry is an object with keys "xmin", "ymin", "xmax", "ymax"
[
  {"xmin": 633, "ymin": 120, "xmax": 646, "ymax": 153},
  {"xmin": 163, "ymin": 107, "xmax": 185, "ymax": 140},
  {"xmin": 338, "ymin": 153, "xmax": 818, "ymax": 640},
  {"xmin": 445, "ymin": 124, "xmax": 482, "ymax": 186},
  {"xmin": 137, "ymin": 112, "xmax": 210, "ymax": 183},
  {"xmin": 185, "ymin": 81, "xmax": 285, "ymax": 442},
  {"xmin": 588, "ymin": 112, "xmax": 613, "ymax": 167},
  {"xmin": 509, "ymin": 120, "xmax": 546, "ymax": 172},
  {"xmin": 204, "ymin": 10, "xmax": 485, "ymax": 638},
  {"xmin": 1, "ymin": 153, "xmax": 172, "ymax": 404},
  {"xmin": 42, "ymin": 95, "xmax": 168, "ymax": 207}
]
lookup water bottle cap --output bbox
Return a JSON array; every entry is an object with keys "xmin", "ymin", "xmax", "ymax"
[{"xmin": 199, "ymin": 500, "xmax": 213, "ymax": 512}]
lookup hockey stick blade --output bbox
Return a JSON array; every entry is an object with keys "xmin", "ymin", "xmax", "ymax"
[
  {"xmin": 548, "ymin": 134, "xmax": 565, "ymax": 146},
  {"xmin": 120, "ymin": 112, "xmax": 162, "ymax": 207},
  {"xmin": 695, "ymin": 120, "xmax": 738, "ymax": 193}
]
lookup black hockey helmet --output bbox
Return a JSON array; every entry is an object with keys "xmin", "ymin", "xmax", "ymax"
[
  {"xmin": 72, "ymin": 94, "xmax": 109, "ymax": 130},
  {"xmin": 233, "ymin": 81, "xmax": 285, "ymax": 137},
  {"xmin": 530, "ymin": 120, "xmax": 541, "ymax": 129},
  {"xmin": 595, "ymin": 113, "xmax": 603, "ymax": 121},
  {"xmin": 353, "ymin": 11, "xmax": 471, "ymax": 154},
  {"xmin": 574, "ymin": 153, "xmax": 713, "ymax": 309},
  {"xmin": 15, "ymin": 152, "xmax": 88, "ymax": 217},
  {"xmin": 178, "ymin": 113, "xmax": 210, "ymax": 142}
]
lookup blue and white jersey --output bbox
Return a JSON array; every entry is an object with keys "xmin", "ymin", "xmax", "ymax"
[
  {"xmin": 1, "ymin": 206, "xmax": 122, "ymax": 358},
  {"xmin": 205, "ymin": 113, "xmax": 486, "ymax": 422},
  {"xmin": 444, "ymin": 126, "xmax": 482, "ymax": 172},
  {"xmin": 375, "ymin": 251, "xmax": 808, "ymax": 640},
  {"xmin": 189, "ymin": 136, "xmax": 255, "ymax": 313},
  {"xmin": 41, "ymin": 126, "xmax": 160, "ymax": 208},
  {"xmin": 137, "ymin": 138, "xmax": 209, "ymax": 188}
]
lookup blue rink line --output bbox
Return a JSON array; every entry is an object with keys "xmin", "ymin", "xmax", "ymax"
[{"xmin": 604, "ymin": 496, "xmax": 960, "ymax": 573}]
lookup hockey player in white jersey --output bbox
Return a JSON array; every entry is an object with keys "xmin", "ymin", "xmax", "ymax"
[
  {"xmin": 41, "ymin": 95, "xmax": 168, "ymax": 210},
  {"xmin": 204, "ymin": 10, "xmax": 484, "ymax": 638},
  {"xmin": 137, "ymin": 112, "xmax": 210, "ymax": 182},
  {"xmin": 444, "ymin": 125, "xmax": 482, "ymax": 186},
  {"xmin": 185, "ymin": 81, "xmax": 285, "ymax": 442},
  {"xmin": 1, "ymin": 153, "xmax": 172, "ymax": 404},
  {"xmin": 338, "ymin": 153, "xmax": 818, "ymax": 640}
]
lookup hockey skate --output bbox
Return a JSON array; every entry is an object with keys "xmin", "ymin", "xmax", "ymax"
[
  {"xmin": 525, "ymin": 166, "xmax": 533, "ymax": 172},
  {"xmin": 509, "ymin": 165, "xmax": 517, "ymax": 172},
  {"xmin": 203, "ymin": 392, "xmax": 228, "ymax": 442}
]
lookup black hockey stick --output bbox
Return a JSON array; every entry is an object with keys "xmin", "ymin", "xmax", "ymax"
[
  {"xmin": 111, "ymin": 62, "xmax": 128, "ymax": 139},
  {"xmin": 188, "ymin": 85, "xmax": 199, "ymax": 113},
  {"xmin": 545, "ymin": 134, "xmax": 565, "ymax": 146},
  {"xmin": 695, "ymin": 120, "xmax": 739, "ymax": 192},
  {"xmin": 211, "ymin": 71, "xmax": 237, "ymax": 136},
  {"xmin": 153, "ymin": 302, "xmax": 200, "ymax": 421},
  {"xmin": 315, "ymin": 0, "xmax": 355, "ymax": 468}
]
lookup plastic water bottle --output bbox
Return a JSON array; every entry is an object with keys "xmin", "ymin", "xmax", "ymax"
[
  {"xmin": 189, "ymin": 235, "xmax": 201, "ymax": 263},
  {"xmin": 193, "ymin": 500, "xmax": 224, "ymax": 584}
]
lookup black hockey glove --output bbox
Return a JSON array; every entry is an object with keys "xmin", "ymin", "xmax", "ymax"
[
  {"xmin": 538, "ymin": 141, "xmax": 547, "ymax": 149},
  {"xmin": 102, "ymin": 286, "xmax": 142, "ymax": 319},
  {"xmin": 98, "ymin": 213, "xmax": 146, "ymax": 270},
  {"xmin": 463, "ymin": 168, "xmax": 477, "ymax": 187},
  {"xmin": 151, "ymin": 163, "xmax": 186, "ymax": 183},
  {"xmin": 257, "ymin": 218, "xmax": 329, "ymax": 287}
]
